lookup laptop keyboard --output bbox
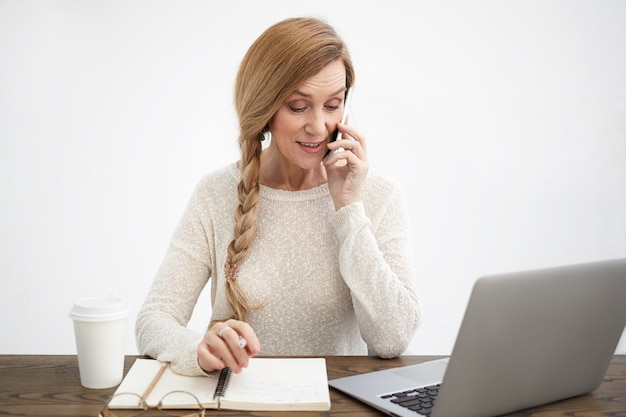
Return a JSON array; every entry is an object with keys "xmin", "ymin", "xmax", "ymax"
[{"xmin": 381, "ymin": 384, "xmax": 440, "ymax": 416}]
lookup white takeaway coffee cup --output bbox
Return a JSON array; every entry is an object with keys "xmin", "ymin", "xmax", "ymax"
[{"xmin": 69, "ymin": 295, "xmax": 130, "ymax": 389}]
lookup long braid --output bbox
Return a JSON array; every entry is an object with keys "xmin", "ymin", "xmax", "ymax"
[{"xmin": 224, "ymin": 134, "xmax": 262, "ymax": 321}]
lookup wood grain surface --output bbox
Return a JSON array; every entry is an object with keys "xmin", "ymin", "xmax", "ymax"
[{"xmin": 0, "ymin": 355, "xmax": 624, "ymax": 416}]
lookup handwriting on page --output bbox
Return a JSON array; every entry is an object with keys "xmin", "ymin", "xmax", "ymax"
[
  {"xmin": 227, "ymin": 380, "xmax": 323, "ymax": 403},
  {"xmin": 222, "ymin": 358, "xmax": 329, "ymax": 406}
]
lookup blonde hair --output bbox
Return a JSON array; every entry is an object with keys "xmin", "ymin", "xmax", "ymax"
[{"xmin": 224, "ymin": 17, "xmax": 355, "ymax": 321}]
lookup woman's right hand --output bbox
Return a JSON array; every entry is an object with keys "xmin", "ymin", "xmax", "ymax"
[{"xmin": 197, "ymin": 319, "xmax": 261, "ymax": 374}]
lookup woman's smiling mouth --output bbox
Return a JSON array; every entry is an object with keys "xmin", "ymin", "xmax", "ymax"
[{"xmin": 297, "ymin": 141, "xmax": 325, "ymax": 153}]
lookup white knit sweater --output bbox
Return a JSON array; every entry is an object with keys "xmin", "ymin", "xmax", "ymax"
[{"xmin": 136, "ymin": 162, "xmax": 420, "ymax": 376}]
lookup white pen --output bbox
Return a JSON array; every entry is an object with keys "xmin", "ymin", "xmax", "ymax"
[{"xmin": 238, "ymin": 337, "xmax": 247, "ymax": 348}]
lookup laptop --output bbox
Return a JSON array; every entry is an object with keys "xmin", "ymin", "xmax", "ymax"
[{"xmin": 329, "ymin": 257, "xmax": 626, "ymax": 417}]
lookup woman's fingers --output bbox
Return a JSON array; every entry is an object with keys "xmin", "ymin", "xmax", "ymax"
[
  {"xmin": 324, "ymin": 123, "xmax": 369, "ymax": 209},
  {"xmin": 197, "ymin": 319, "xmax": 260, "ymax": 374}
]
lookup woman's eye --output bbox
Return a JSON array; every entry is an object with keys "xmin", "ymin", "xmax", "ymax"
[
  {"xmin": 289, "ymin": 106, "xmax": 307, "ymax": 113},
  {"xmin": 325, "ymin": 105, "xmax": 340, "ymax": 111}
]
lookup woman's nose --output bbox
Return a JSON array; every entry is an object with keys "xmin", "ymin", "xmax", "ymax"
[{"xmin": 306, "ymin": 110, "xmax": 332, "ymax": 137}]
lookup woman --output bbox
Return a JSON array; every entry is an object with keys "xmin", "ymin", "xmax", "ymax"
[{"xmin": 136, "ymin": 17, "xmax": 420, "ymax": 376}]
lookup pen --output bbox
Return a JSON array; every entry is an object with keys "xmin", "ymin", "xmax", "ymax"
[{"xmin": 238, "ymin": 337, "xmax": 247, "ymax": 348}]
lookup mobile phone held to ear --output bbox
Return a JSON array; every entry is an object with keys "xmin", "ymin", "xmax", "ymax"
[{"xmin": 325, "ymin": 87, "xmax": 352, "ymax": 160}]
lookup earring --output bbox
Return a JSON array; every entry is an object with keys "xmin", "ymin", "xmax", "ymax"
[{"xmin": 258, "ymin": 130, "xmax": 271, "ymax": 142}]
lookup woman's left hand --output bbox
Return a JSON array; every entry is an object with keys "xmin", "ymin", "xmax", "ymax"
[{"xmin": 324, "ymin": 122, "xmax": 368, "ymax": 210}]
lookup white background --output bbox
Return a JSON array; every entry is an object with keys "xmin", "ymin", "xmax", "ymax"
[{"xmin": 1, "ymin": 0, "xmax": 625, "ymax": 355}]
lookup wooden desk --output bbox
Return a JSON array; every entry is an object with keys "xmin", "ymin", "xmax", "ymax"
[{"xmin": 0, "ymin": 355, "xmax": 624, "ymax": 416}]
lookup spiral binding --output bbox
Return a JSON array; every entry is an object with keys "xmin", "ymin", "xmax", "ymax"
[{"xmin": 213, "ymin": 367, "xmax": 232, "ymax": 400}]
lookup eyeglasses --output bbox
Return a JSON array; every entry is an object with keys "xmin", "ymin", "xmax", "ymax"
[{"xmin": 100, "ymin": 391, "xmax": 206, "ymax": 417}]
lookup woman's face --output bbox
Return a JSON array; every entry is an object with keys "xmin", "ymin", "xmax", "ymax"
[{"xmin": 268, "ymin": 59, "xmax": 347, "ymax": 170}]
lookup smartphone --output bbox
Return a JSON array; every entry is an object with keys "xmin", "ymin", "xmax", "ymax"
[{"xmin": 325, "ymin": 87, "xmax": 352, "ymax": 160}]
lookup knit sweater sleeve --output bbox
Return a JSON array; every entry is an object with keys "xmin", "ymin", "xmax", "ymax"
[
  {"xmin": 332, "ymin": 175, "xmax": 420, "ymax": 358},
  {"xmin": 135, "ymin": 179, "xmax": 217, "ymax": 376}
]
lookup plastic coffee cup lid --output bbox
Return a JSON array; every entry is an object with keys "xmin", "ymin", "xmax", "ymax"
[{"xmin": 69, "ymin": 295, "xmax": 130, "ymax": 322}]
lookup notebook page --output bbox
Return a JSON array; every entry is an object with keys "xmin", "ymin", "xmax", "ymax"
[
  {"xmin": 149, "ymin": 365, "xmax": 219, "ymax": 408},
  {"xmin": 220, "ymin": 357, "xmax": 330, "ymax": 410},
  {"xmin": 108, "ymin": 359, "xmax": 162, "ymax": 408},
  {"xmin": 108, "ymin": 359, "xmax": 219, "ymax": 409}
]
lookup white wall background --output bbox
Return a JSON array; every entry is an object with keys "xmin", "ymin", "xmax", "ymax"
[{"xmin": 1, "ymin": 0, "xmax": 625, "ymax": 356}]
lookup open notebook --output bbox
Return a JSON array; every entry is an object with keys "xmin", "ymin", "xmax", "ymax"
[{"xmin": 109, "ymin": 357, "xmax": 330, "ymax": 411}]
